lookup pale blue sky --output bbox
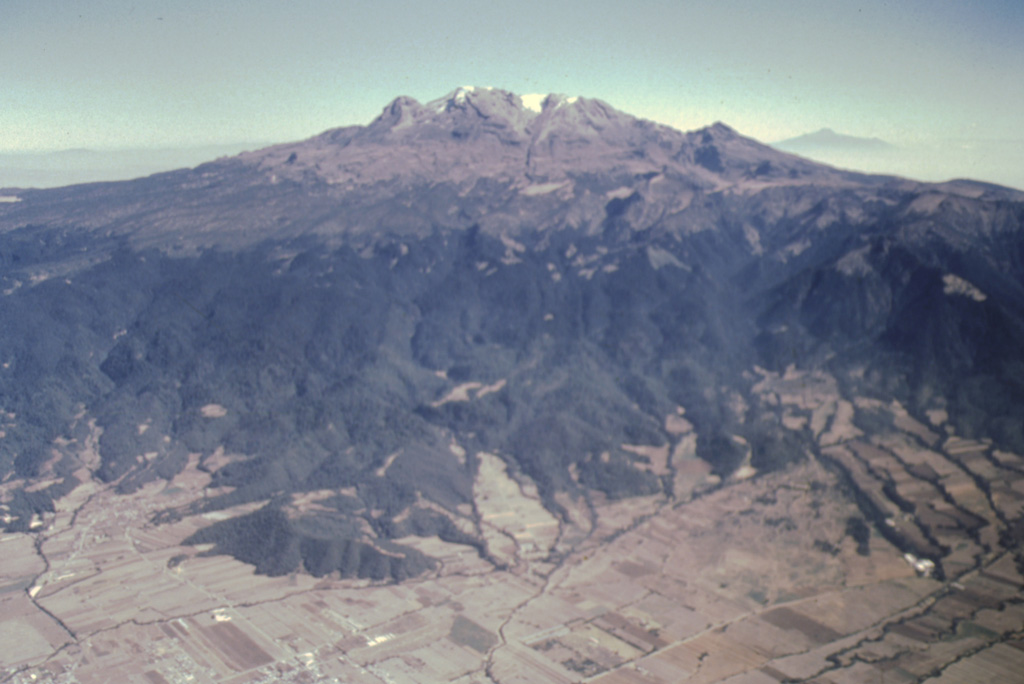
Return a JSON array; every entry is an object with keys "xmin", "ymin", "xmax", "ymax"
[{"xmin": 2, "ymin": 0, "xmax": 1023, "ymax": 185}]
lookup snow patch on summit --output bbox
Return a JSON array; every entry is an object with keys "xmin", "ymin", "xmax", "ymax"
[{"xmin": 520, "ymin": 93, "xmax": 545, "ymax": 113}]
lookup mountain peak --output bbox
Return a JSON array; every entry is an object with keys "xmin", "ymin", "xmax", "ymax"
[
  {"xmin": 703, "ymin": 121, "xmax": 741, "ymax": 139},
  {"xmin": 430, "ymin": 85, "xmax": 494, "ymax": 110},
  {"xmin": 519, "ymin": 92, "xmax": 581, "ymax": 113},
  {"xmin": 239, "ymin": 88, "xmax": 871, "ymax": 193},
  {"xmin": 775, "ymin": 127, "xmax": 893, "ymax": 151},
  {"xmin": 372, "ymin": 95, "xmax": 423, "ymax": 128},
  {"xmin": 355, "ymin": 87, "xmax": 640, "ymax": 157}
]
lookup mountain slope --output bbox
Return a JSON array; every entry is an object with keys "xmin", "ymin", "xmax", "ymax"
[{"xmin": 1, "ymin": 87, "xmax": 1023, "ymax": 582}]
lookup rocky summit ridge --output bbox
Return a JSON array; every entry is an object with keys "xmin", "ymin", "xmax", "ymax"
[
  {"xmin": 1, "ymin": 89, "xmax": 1023, "ymax": 582},
  {"xmin": 242, "ymin": 85, "xmax": 841, "ymax": 192}
]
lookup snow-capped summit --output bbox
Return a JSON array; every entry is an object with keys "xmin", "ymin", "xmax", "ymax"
[
  {"xmin": 515, "ymin": 92, "xmax": 578, "ymax": 113},
  {"xmin": 519, "ymin": 92, "xmax": 546, "ymax": 113},
  {"xmin": 423, "ymin": 87, "xmax": 585, "ymax": 120},
  {"xmin": 431, "ymin": 85, "xmax": 496, "ymax": 111},
  {"xmin": 234, "ymin": 86, "xmax": 867, "ymax": 193}
]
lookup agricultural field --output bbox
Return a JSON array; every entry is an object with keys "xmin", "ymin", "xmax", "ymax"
[{"xmin": 2, "ymin": 371, "xmax": 1024, "ymax": 683}]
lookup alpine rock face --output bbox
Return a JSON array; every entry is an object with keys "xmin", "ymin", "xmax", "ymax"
[{"xmin": 2, "ymin": 86, "xmax": 1023, "ymax": 585}]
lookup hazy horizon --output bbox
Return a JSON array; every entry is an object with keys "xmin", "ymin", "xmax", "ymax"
[
  {"xmin": 2, "ymin": 112, "xmax": 1022, "ymax": 192},
  {"xmin": 3, "ymin": 1, "xmax": 1023, "ymax": 188}
]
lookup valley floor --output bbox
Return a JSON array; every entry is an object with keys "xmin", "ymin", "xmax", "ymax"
[{"xmin": 3, "ymin": 372, "xmax": 1024, "ymax": 684}]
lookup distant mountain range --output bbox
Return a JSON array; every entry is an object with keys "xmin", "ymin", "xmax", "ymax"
[
  {"xmin": 2, "ymin": 87, "xmax": 1022, "ymax": 581},
  {"xmin": 773, "ymin": 127, "xmax": 894, "ymax": 152}
]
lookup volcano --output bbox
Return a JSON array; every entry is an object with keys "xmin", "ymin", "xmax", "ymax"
[{"xmin": 2, "ymin": 87, "xmax": 1023, "ymax": 586}]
